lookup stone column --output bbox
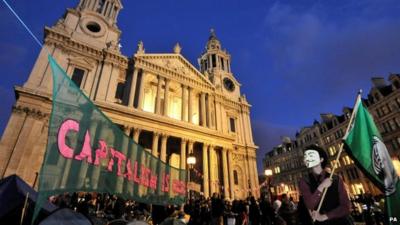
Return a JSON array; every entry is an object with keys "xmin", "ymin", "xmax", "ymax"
[
  {"xmin": 200, "ymin": 92, "xmax": 206, "ymax": 127},
  {"xmin": 108, "ymin": 2, "xmax": 114, "ymax": 17},
  {"xmin": 227, "ymin": 150, "xmax": 235, "ymax": 200},
  {"xmin": 132, "ymin": 127, "xmax": 141, "ymax": 195},
  {"xmin": 238, "ymin": 115, "xmax": 245, "ymax": 144},
  {"xmin": 155, "ymin": 75, "xmax": 163, "ymax": 114},
  {"xmin": 137, "ymin": 70, "xmax": 146, "ymax": 110},
  {"xmin": 181, "ymin": 84, "xmax": 187, "ymax": 121},
  {"xmin": 209, "ymin": 145, "xmax": 216, "ymax": 194},
  {"xmin": 206, "ymin": 94, "xmax": 211, "ymax": 127},
  {"xmin": 101, "ymin": 0, "xmax": 108, "ymax": 15},
  {"xmin": 246, "ymin": 154, "xmax": 255, "ymax": 196},
  {"xmin": 151, "ymin": 132, "xmax": 159, "ymax": 157},
  {"xmin": 160, "ymin": 134, "xmax": 168, "ymax": 162},
  {"xmin": 215, "ymin": 100, "xmax": 222, "ymax": 131},
  {"xmin": 246, "ymin": 114, "xmax": 254, "ymax": 143},
  {"xmin": 202, "ymin": 144, "xmax": 210, "ymax": 198},
  {"xmin": 163, "ymin": 78, "xmax": 170, "ymax": 116},
  {"xmin": 116, "ymin": 126, "xmax": 130, "ymax": 193},
  {"xmin": 114, "ymin": 10, "xmax": 120, "ymax": 21},
  {"xmin": 188, "ymin": 87, "xmax": 193, "ymax": 123},
  {"xmin": 210, "ymin": 95, "xmax": 216, "ymax": 129},
  {"xmin": 128, "ymin": 69, "xmax": 139, "ymax": 108},
  {"xmin": 222, "ymin": 148, "xmax": 229, "ymax": 199},
  {"xmin": 133, "ymin": 127, "xmax": 141, "ymax": 143},
  {"xmin": 243, "ymin": 152, "xmax": 250, "ymax": 195},
  {"xmin": 241, "ymin": 111, "xmax": 251, "ymax": 144},
  {"xmin": 93, "ymin": 0, "xmax": 100, "ymax": 10},
  {"xmin": 180, "ymin": 138, "xmax": 187, "ymax": 170},
  {"xmin": 125, "ymin": 127, "xmax": 140, "ymax": 195}
]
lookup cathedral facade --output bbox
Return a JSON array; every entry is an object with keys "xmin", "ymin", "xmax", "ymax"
[{"xmin": 0, "ymin": 0, "xmax": 259, "ymax": 200}]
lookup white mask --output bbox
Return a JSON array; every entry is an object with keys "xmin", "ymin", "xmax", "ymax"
[{"xmin": 304, "ymin": 149, "xmax": 321, "ymax": 168}]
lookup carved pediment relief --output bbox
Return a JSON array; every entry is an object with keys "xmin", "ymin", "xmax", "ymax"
[
  {"xmin": 138, "ymin": 54, "xmax": 214, "ymax": 88},
  {"xmin": 68, "ymin": 56, "xmax": 95, "ymax": 71}
]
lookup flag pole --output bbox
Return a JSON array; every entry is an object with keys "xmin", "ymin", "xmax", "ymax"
[
  {"xmin": 314, "ymin": 90, "xmax": 362, "ymax": 216},
  {"xmin": 20, "ymin": 192, "xmax": 30, "ymax": 225}
]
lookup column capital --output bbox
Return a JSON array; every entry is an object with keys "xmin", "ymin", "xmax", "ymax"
[
  {"xmin": 181, "ymin": 137, "xmax": 189, "ymax": 143},
  {"xmin": 133, "ymin": 127, "xmax": 142, "ymax": 133},
  {"xmin": 160, "ymin": 133, "xmax": 169, "ymax": 139},
  {"xmin": 123, "ymin": 125, "xmax": 131, "ymax": 132}
]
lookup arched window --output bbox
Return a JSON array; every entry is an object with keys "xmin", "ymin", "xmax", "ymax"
[{"xmin": 233, "ymin": 170, "xmax": 239, "ymax": 185}]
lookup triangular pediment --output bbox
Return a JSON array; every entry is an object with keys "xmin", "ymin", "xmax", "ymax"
[
  {"xmin": 68, "ymin": 56, "xmax": 96, "ymax": 70},
  {"xmin": 136, "ymin": 54, "xmax": 214, "ymax": 88}
]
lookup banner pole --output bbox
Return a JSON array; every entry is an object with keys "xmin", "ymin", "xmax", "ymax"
[
  {"xmin": 20, "ymin": 192, "xmax": 30, "ymax": 225},
  {"xmin": 314, "ymin": 90, "xmax": 362, "ymax": 218},
  {"xmin": 32, "ymin": 172, "xmax": 39, "ymax": 188}
]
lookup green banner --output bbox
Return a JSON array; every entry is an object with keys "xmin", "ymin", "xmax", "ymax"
[
  {"xmin": 34, "ymin": 55, "xmax": 187, "ymax": 222},
  {"xmin": 344, "ymin": 95, "xmax": 400, "ymax": 224}
]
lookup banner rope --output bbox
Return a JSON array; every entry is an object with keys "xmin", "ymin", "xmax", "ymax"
[{"xmin": 1, "ymin": 0, "xmax": 43, "ymax": 48}]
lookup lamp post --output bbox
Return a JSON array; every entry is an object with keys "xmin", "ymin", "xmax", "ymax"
[
  {"xmin": 187, "ymin": 153, "xmax": 196, "ymax": 200},
  {"xmin": 264, "ymin": 169, "xmax": 273, "ymax": 199}
]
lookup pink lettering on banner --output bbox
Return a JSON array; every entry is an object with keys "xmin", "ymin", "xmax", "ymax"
[
  {"xmin": 57, "ymin": 119, "xmax": 79, "ymax": 159},
  {"xmin": 107, "ymin": 148, "xmax": 116, "ymax": 172},
  {"xmin": 149, "ymin": 174, "xmax": 157, "ymax": 190},
  {"xmin": 57, "ymin": 119, "xmax": 186, "ymax": 192},
  {"xmin": 113, "ymin": 150, "xmax": 126, "ymax": 176},
  {"xmin": 74, "ymin": 130, "xmax": 93, "ymax": 164},
  {"xmin": 162, "ymin": 173, "xmax": 170, "ymax": 192},
  {"xmin": 133, "ymin": 161, "xmax": 140, "ymax": 184},
  {"xmin": 124, "ymin": 159, "xmax": 133, "ymax": 181},
  {"xmin": 106, "ymin": 148, "xmax": 127, "ymax": 176},
  {"xmin": 172, "ymin": 180, "xmax": 186, "ymax": 195},
  {"xmin": 94, "ymin": 140, "xmax": 108, "ymax": 165},
  {"xmin": 140, "ymin": 165, "xmax": 150, "ymax": 187}
]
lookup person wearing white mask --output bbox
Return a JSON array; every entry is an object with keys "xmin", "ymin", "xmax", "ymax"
[{"xmin": 298, "ymin": 145, "xmax": 353, "ymax": 225}]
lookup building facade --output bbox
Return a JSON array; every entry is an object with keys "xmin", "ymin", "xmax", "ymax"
[
  {"xmin": 0, "ymin": 0, "xmax": 259, "ymax": 200},
  {"xmin": 264, "ymin": 75, "xmax": 400, "ymax": 200}
]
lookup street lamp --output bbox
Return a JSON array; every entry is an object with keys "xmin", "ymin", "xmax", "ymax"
[
  {"xmin": 264, "ymin": 169, "xmax": 273, "ymax": 176},
  {"xmin": 187, "ymin": 153, "xmax": 196, "ymax": 200}
]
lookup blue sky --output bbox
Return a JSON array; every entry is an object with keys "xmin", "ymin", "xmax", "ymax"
[{"xmin": 1, "ymin": 0, "xmax": 400, "ymax": 173}]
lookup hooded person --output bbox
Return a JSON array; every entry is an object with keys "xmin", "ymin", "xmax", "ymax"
[{"xmin": 298, "ymin": 145, "xmax": 353, "ymax": 225}]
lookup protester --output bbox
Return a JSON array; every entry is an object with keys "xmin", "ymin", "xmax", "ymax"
[
  {"xmin": 249, "ymin": 196, "xmax": 261, "ymax": 225},
  {"xmin": 279, "ymin": 194, "xmax": 295, "ymax": 225},
  {"xmin": 259, "ymin": 194, "xmax": 274, "ymax": 225},
  {"xmin": 299, "ymin": 145, "xmax": 353, "ymax": 225}
]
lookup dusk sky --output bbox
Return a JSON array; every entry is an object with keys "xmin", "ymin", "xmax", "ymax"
[{"xmin": 1, "ymin": 0, "xmax": 400, "ymax": 173}]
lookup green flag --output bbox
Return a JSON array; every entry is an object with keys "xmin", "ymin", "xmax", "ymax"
[
  {"xmin": 33, "ymin": 55, "xmax": 187, "ymax": 222},
  {"xmin": 344, "ymin": 94, "xmax": 400, "ymax": 224}
]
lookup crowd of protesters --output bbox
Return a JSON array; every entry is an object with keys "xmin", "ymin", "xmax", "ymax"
[{"xmin": 49, "ymin": 191, "xmax": 386, "ymax": 225}]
